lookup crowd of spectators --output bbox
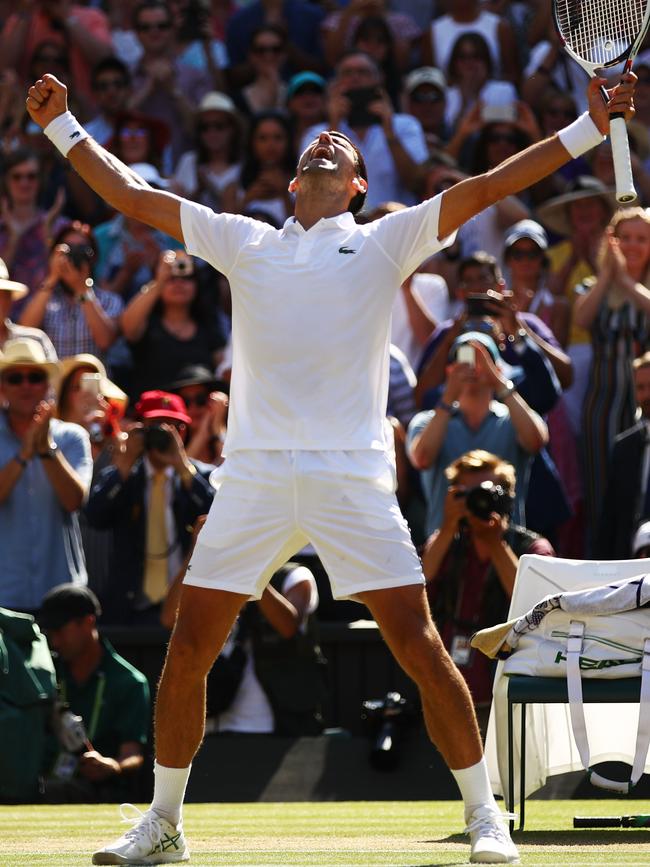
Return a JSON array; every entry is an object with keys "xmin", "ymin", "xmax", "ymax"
[{"xmin": 2, "ymin": 0, "xmax": 650, "ymax": 780}]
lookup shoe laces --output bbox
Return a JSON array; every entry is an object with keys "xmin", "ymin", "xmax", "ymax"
[
  {"xmin": 464, "ymin": 808, "xmax": 517, "ymax": 842},
  {"xmin": 119, "ymin": 804, "xmax": 164, "ymax": 847}
]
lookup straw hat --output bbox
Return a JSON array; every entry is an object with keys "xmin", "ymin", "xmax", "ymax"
[
  {"xmin": 57, "ymin": 353, "xmax": 128, "ymax": 408},
  {"xmin": 535, "ymin": 176, "xmax": 617, "ymax": 238},
  {"xmin": 0, "ymin": 257, "xmax": 28, "ymax": 301},
  {"xmin": 0, "ymin": 338, "xmax": 58, "ymax": 375}
]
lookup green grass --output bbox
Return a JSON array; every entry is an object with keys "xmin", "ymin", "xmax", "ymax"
[{"xmin": 3, "ymin": 800, "xmax": 650, "ymax": 866}]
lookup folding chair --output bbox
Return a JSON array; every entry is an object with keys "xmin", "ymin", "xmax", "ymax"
[{"xmin": 484, "ymin": 555, "xmax": 650, "ymax": 831}]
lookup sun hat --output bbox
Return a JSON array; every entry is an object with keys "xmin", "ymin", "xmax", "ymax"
[
  {"xmin": 135, "ymin": 389, "xmax": 191, "ymax": 424},
  {"xmin": 58, "ymin": 354, "xmax": 107, "ymax": 382},
  {"xmin": 287, "ymin": 71, "xmax": 327, "ymax": 99},
  {"xmin": 0, "ymin": 337, "xmax": 59, "ymax": 376},
  {"xmin": 198, "ymin": 91, "xmax": 237, "ymax": 115},
  {"xmin": 503, "ymin": 219, "xmax": 548, "ymax": 252},
  {"xmin": 0, "ymin": 257, "xmax": 28, "ymax": 300},
  {"xmin": 38, "ymin": 584, "xmax": 101, "ymax": 631},
  {"xmin": 536, "ymin": 176, "xmax": 617, "ymax": 237}
]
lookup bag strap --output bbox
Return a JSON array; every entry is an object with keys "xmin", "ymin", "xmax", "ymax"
[{"xmin": 566, "ymin": 621, "xmax": 650, "ymax": 793}]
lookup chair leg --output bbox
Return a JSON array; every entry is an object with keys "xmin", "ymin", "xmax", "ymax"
[
  {"xmin": 507, "ymin": 697, "xmax": 515, "ymax": 834},
  {"xmin": 519, "ymin": 703, "xmax": 527, "ymax": 831}
]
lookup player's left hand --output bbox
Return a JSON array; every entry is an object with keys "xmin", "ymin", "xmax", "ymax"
[{"xmin": 588, "ymin": 71, "xmax": 636, "ymax": 134}]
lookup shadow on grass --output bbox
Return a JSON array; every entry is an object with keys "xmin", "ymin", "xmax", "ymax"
[{"xmin": 436, "ymin": 830, "xmax": 650, "ymax": 846}]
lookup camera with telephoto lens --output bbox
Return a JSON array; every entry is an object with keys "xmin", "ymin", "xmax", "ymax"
[
  {"xmin": 463, "ymin": 480, "xmax": 513, "ymax": 521},
  {"xmin": 58, "ymin": 242, "xmax": 94, "ymax": 269},
  {"xmin": 144, "ymin": 424, "xmax": 174, "ymax": 452},
  {"xmin": 361, "ymin": 691, "xmax": 416, "ymax": 771}
]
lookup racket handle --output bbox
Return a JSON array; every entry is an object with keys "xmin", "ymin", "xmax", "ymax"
[{"xmin": 610, "ymin": 113, "xmax": 637, "ymax": 203}]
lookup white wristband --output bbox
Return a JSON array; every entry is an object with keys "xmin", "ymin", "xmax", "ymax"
[
  {"xmin": 558, "ymin": 111, "xmax": 605, "ymax": 159},
  {"xmin": 43, "ymin": 110, "xmax": 89, "ymax": 157}
]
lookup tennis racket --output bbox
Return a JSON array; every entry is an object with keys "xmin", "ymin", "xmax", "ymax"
[{"xmin": 553, "ymin": 0, "xmax": 650, "ymax": 202}]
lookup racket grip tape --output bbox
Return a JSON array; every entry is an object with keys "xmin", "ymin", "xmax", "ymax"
[{"xmin": 609, "ymin": 114, "xmax": 637, "ymax": 203}]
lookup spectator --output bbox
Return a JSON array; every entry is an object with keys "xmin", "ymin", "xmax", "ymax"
[
  {"xmin": 84, "ymin": 389, "xmax": 215, "ymax": 624},
  {"xmin": 424, "ymin": 0, "xmax": 519, "ymax": 84},
  {"xmin": 108, "ymin": 109, "xmax": 171, "ymax": 174},
  {"xmin": 537, "ymin": 175, "xmax": 616, "ymax": 433},
  {"xmin": 0, "ymin": 147, "xmax": 67, "ymax": 316},
  {"xmin": 285, "ymin": 72, "xmax": 327, "ymax": 156},
  {"xmin": 19, "ymin": 222, "xmax": 122, "ymax": 363},
  {"xmin": 86, "ymin": 58, "xmax": 133, "ymax": 148},
  {"xmin": 0, "ymin": 338, "xmax": 92, "ymax": 613},
  {"xmin": 56, "ymin": 354, "xmax": 126, "ymax": 448},
  {"xmin": 421, "ymin": 449, "xmax": 554, "ymax": 732},
  {"xmin": 129, "ymin": 0, "xmax": 212, "ymax": 166},
  {"xmin": 408, "ymin": 330, "xmax": 548, "ymax": 535},
  {"xmin": 225, "ymin": 0, "xmax": 326, "ymax": 81},
  {"xmin": 168, "ymin": 364, "xmax": 228, "ymax": 466},
  {"xmin": 596, "ymin": 351, "xmax": 650, "ymax": 559},
  {"xmin": 0, "ymin": 257, "xmax": 56, "ymax": 359},
  {"xmin": 350, "ymin": 15, "xmax": 404, "ymax": 107},
  {"xmin": 162, "ymin": 551, "xmax": 326, "ymax": 736},
  {"xmin": 0, "ymin": 0, "xmax": 113, "ymax": 110},
  {"xmin": 121, "ymin": 249, "xmax": 225, "ymax": 399},
  {"xmin": 233, "ymin": 25, "xmax": 289, "ymax": 116},
  {"xmin": 302, "ymin": 51, "xmax": 427, "ymax": 210},
  {"xmin": 442, "ymin": 32, "xmax": 495, "ymax": 134},
  {"xmin": 222, "ymin": 111, "xmax": 295, "ymax": 225},
  {"xmin": 402, "ymin": 67, "xmax": 449, "ymax": 157},
  {"xmin": 0, "ymin": 68, "xmax": 27, "ymax": 155},
  {"xmin": 573, "ymin": 207, "xmax": 650, "ymax": 549},
  {"xmin": 322, "ymin": 0, "xmax": 419, "ymax": 71},
  {"xmin": 169, "ymin": 0, "xmax": 228, "ymax": 90},
  {"xmin": 171, "ymin": 91, "xmax": 243, "ymax": 212},
  {"xmin": 38, "ymin": 584, "xmax": 150, "ymax": 804}
]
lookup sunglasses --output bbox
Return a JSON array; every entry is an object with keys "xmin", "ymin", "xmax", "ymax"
[
  {"xmin": 199, "ymin": 121, "xmax": 230, "ymax": 132},
  {"xmin": 252, "ymin": 43, "xmax": 284, "ymax": 55},
  {"xmin": 487, "ymin": 133, "xmax": 519, "ymax": 145},
  {"xmin": 181, "ymin": 393, "xmax": 209, "ymax": 408},
  {"xmin": 3, "ymin": 370, "xmax": 48, "ymax": 386},
  {"xmin": 410, "ymin": 90, "xmax": 443, "ymax": 104},
  {"xmin": 9, "ymin": 171, "xmax": 38, "ymax": 182},
  {"xmin": 508, "ymin": 248, "xmax": 543, "ymax": 260},
  {"xmin": 137, "ymin": 21, "xmax": 172, "ymax": 32},
  {"xmin": 120, "ymin": 127, "xmax": 149, "ymax": 138},
  {"xmin": 95, "ymin": 78, "xmax": 127, "ymax": 92}
]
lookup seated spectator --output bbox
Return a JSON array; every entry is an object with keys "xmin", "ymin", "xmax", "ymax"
[
  {"xmin": 19, "ymin": 222, "xmax": 122, "ymax": 364},
  {"xmin": 0, "ymin": 148, "xmax": 67, "ymax": 316},
  {"xmin": 438, "ymin": 32, "xmax": 495, "ymax": 134},
  {"xmin": 233, "ymin": 25, "xmax": 289, "ymax": 116},
  {"xmin": 38, "ymin": 584, "xmax": 150, "ymax": 804},
  {"xmin": 402, "ymin": 67, "xmax": 449, "ymax": 157},
  {"xmin": 596, "ymin": 351, "xmax": 650, "ymax": 560},
  {"xmin": 421, "ymin": 449, "xmax": 554, "ymax": 732},
  {"xmin": 424, "ymin": 0, "xmax": 519, "ymax": 84},
  {"xmin": 169, "ymin": 0, "xmax": 228, "ymax": 90},
  {"xmin": 129, "ymin": 0, "xmax": 212, "ymax": 167},
  {"xmin": 108, "ymin": 109, "xmax": 171, "ymax": 175},
  {"xmin": 285, "ymin": 72, "xmax": 327, "ymax": 156},
  {"xmin": 222, "ymin": 112, "xmax": 295, "ymax": 225},
  {"xmin": 0, "ymin": 257, "xmax": 56, "ymax": 359},
  {"xmin": 168, "ymin": 364, "xmax": 228, "ymax": 466},
  {"xmin": 86, "ymin": 58, "xmax": 133, "ymax": 147},
  {"xmin": 301, "ymin": 51, "xmax": 427, "ymax": 210},
  {"xmin": 0, "ymin": 338, "xmax": 92, "ymax": 614},
  {"xmin": 171, "ymin": 91, "xmax": 243, "ymax": 212},
  {"xmin": 162, "ymin": 540, "xmax": 326, "ymax": 736},
  {"xmin": 350, "ymin": 15, "xmax": 404, "ymax": 107},
  {"xmin": 84, "ymin": 390, "xmax": 215, "ymax": 624},
  {"xmin": 573, "ymin": 207, "xmax": 650, "ymax": 550},
  {"xmin": 408, "ymin": 330, "xmax": 548, "ymax": 535},
  {"xmin": 121, "ymin": 249, "xmax": 225, "ymax": 400}
]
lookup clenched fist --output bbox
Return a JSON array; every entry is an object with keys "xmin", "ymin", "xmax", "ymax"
[{"xmin": 26, "ymin": 73, "xmax": 68, "ymax": 130}]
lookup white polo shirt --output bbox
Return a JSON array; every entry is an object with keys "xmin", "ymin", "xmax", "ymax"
[{"xmin": 180, "ymin": 195, "xmax": 455, "ymax": 453}]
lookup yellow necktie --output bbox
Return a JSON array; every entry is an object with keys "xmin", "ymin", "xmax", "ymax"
[{"xmin": 143, "ymin": 470, "xmax": 168, "ymax": 605}]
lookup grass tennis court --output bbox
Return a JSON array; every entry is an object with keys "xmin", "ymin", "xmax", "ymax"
[{"xmin": 3, "ymin": 799, "xmax": 650, "ymax": 866}]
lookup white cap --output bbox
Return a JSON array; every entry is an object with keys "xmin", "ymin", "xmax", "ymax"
[
  {"xmin": 198, "ymin": 91, "xmax": 237, "ymax": 115},
  {"xmin": 129, "ymin": 163, "xmax": 170, "ymax": 189},
  {"xmin": 404, "ymin": 67, "xmax": 446, "ymax": 94},
  {"xmin": 633, "ymin": 521, "xmax": 650, "ymax": 554},
  {"xmin": 481, "ymin": 81, "xmax": 517, "ymax": 123}
]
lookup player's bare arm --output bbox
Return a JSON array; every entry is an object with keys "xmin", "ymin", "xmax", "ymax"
[
  {"xmin": 26, "ymin": 74, "xmax": 183, "ymax": 243},
  {"xmin": 438, "ymin": 74, "xmax": 637, "ymax": 240}
]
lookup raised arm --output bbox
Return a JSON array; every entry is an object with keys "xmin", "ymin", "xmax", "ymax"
[
  {"xmin": 438, "ymin": 75, "xmax": 636, "ymax": 240},
  {"xmin": 26, "ymin": 75, "xmax": 183, "ymax": 243}
]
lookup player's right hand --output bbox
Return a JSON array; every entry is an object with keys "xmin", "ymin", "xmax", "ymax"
[{"xmin": 26, "ymin": 74, "xmax": 68, "ymax": 129}]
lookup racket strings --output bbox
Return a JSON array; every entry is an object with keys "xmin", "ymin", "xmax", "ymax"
[{"xmin": 557, "ymin": 0, "xmax": 645, "ymax": 66}]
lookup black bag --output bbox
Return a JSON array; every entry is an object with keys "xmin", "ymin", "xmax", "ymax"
[{"xmin": 205, "ymin": 628, "xmax": 248, "ymax": 716}]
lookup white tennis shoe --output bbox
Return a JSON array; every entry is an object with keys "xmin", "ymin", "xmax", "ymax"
[
  {"xmin": 465, "ymin": 805, "xmax": 520, "ymax": 864},
  {"xmin": 92, "ymin": 804, "xmax": 190, "ymax": 865}
]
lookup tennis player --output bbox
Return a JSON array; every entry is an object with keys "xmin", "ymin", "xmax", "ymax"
[{"xmin": 26, "ymin": 72, "xmax": 635, "ymax": 865}]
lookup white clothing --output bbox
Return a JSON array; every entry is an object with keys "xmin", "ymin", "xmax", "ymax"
[
  {"xmin": 185, "ymin": 449, "xmax": 424, "ymax": 599},
  {"xmin": 524, "ymin": 42, "xmax": 589, "ymax": 115},
  {"xmin": 390, "ymin": 272, "xmax": 449, "ymax": 369},
  {"xmin": 301, "ymin": 116, "xmax": 428, "ymax": 209},
  {"xmin": 172, "ymin": 152, "xmax": 240, "ymax": 203},
  {"xmin": 457, "ymin": 203, "xmax": 512, "ymax": 268},
  {"xmin": 431, "ymin": 12, "xmax": 502, "ymax": 77},
  {"xmin": 180, "ymin": 195, "xmax": 455, "ymax": 453}
]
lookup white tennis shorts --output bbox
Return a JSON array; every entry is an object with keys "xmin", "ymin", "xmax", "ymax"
[{"xmin": 184, "ymin": 449, "xmax": 424, "ymax": 599}]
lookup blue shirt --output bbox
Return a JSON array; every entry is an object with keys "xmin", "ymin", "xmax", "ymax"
[
  {"xmin": 0, "ymin": 413, "xmax": 93, "ymax": 610},
  {"xmin": 407, "ymin": 403, "xmax": 531, "ymax": 536}
]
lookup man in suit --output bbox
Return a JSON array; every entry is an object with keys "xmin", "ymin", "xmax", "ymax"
[
  {"xmin": 596, "ymin": 353, "xmax": 650, "ymax": 560},
  {"xmin": 84, "ymin": 390, "xmax": 215, "ymax": 623}
]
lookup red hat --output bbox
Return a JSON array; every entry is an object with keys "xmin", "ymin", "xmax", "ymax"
[{"xmin": 135, "ymin": 390, "xmax": 191, "ymax": 424}]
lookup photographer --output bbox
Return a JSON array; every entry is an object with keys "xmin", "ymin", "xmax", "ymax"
[
  {"xmin": 84, "ymin": 390, "xmax": 215, "ymax": 624},
  {"xmin": 421, "ymin": 450, "xmax": 554, "ymax": 731},
  {"xmin": 300, "ymin": 51, "xmax": 427, "ymax": 210},
  {"xmin": 19, "ymin": 222, "xmax": 122, "ymax": 362}
]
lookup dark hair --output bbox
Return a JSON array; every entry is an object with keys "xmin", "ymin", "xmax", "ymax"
[
  {"xmin": 195, "ymin": 107, "xmax": 243, "ymax": 167},
  {"xmin": 50, "ymin": 221, "xmax": 99, "ymax": 277},
  {"xmin": 448, "ymin": 32, "xmax": 493, "ymax": 82},
  {"xmin": 470, "ymin": 122, "xmax": 530, "ymax": 174},
  {"xmin": 30, "ymin": 39, "xmax": 69, "ymax": 72},
  {"xmin": 350, "ymin": 16, "xmax": 400, "ymax": 106},
  {"xmin": 174, "ymin": 0, "xmax": 211, "ymax": 43},
  {"xmin": 91, "ymin": 56, "xmax": 131, "ymax": 89},
  {"xmin": 329, "ymin": 130, "xmax": 368, "ymax": 215},
  {"xmin": 249, "ymin": 23, "xmax": 288, "ymax": 52},
  {"xmin": 458, "ymin": 251, "xmax": 502, "ymax": 283},
  {"xmin": 240, "ymin": 111, "xmax": 295, "ymax": 191},
  {"xmin": 1, "ymin": 148, "xmax": 41, "ymax": 203},
  {"xmin": 133, "ymin": 0, "xmax": 172, "ymax": 29}
]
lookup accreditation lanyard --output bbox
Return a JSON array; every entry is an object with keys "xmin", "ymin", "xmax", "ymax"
[{"xmin": 60, "ymin": 671, "xmax": 106, "ymax": 743}]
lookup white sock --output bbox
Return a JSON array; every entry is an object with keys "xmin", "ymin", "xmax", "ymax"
[
  {"xmin": 451, "ymin": 758, "xmax": 499, "ymax": 819},
  {"xmin": 151, "ymin": 762, "xmax": 192, "ymax": 826}
]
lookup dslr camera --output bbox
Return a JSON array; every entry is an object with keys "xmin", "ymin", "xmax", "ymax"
[
  {"xmin": 143, "ymin": 424, "xmax": 174, "ymax": 452},
  {"xmin": 459, "ymin": 480, "xmax": 514, "ymax": 521},
  {"xmin": 57, "ymin": 242, "xmax": 94, "ymax": 269},
  {"xmin": 361, "ymin": 691, "xmax": 416, "ymax": 771}
]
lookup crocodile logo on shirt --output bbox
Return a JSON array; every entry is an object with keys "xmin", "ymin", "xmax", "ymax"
[{"xmin": 338, "ymin": 246, "xmax": 356, "ymax": 254}]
